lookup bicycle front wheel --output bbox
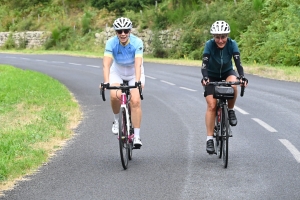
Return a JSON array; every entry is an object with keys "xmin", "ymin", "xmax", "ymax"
[
  {"xmin": 215, "ymin": 107, "xmax": 222, "ymax": 159},
  {"xmin": 128, "ymin": 103, "xmax": 133, "ymax": 161},
  {"xmin": 221, "ymin": 107, "xmax": 229, "ymax": 168},
  {"xmin": 119, "ymin": 107, "xmax": 129, "ymax": 170}
]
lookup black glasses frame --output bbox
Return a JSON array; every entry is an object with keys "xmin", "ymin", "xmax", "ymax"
[{"xmin": 116, "ymin": 29, "xmax": 130, "ymax": 34}]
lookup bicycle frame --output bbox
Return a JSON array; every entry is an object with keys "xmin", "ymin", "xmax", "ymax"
[
  {"xmin": 207, "ymin": 80, "xmax": 245, "ymax": 168},
  {"xmin": 120, "ymin": 89, "xmax": 134, "ymax": 143},
  {"xmin": 100, "ymin": 81, "xmax": 143, "ymax": 169}
]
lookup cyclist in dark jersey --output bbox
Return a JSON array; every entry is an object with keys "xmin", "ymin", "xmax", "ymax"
[{"xmin": 201, "ymin": 20, "xmax": 248, "ymax": 154}]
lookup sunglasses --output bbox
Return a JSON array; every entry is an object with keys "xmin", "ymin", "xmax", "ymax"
[
  {"xmin": 116, "ymin": 29, "xmax": 130, "ymax": 34},
  {"xmin": 214, "ymin": 35, "xmax": 228, "ymax": 40}
]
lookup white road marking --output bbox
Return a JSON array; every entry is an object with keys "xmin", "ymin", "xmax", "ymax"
[
  {"xmin": 179, "ymin": 87, "xmax": 197, "ymax": 92},
  {"xmin": 279, "ymin": 139, "xmax": 300, "ymax": 163},
  {"xmin": 51, "ymin": 61, "xmax": 65, "ymax": 64},
  {"xmin": 235, "ymin": 106, "xmax": 249, "ymax": 114},
  {"xmin": 69, "ymin": 63, "xmax": 82, "ymax": 66},
  {"xmin": 161, "ymin": 80, "xmax": 175, "ymax": 85},
  {"xmin": 252, "ymin": 118, "xmax": 277, "ymax": 132},
  {"xmin": 21, "ymin": 57, "xmax": 30, "ymax": 60},
  {"xmin": 35, "ymin": 59, "xmax": 47, "ymax": 62},
  {"xmin": 145, "ymin": 75, "xmax": 156, "ymax": 79},
  {"xmin": 86, "ymin": 65, "xmax": 100, "ymax": 68}
]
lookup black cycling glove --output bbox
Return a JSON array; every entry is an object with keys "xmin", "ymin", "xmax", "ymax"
[{"xmin": 239, "ymin": 76, "xmax": 248, "ymax": 84}]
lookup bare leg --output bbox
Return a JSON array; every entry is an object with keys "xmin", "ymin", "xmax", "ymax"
[
  {"xmin": 226, "ymin": 75, "xmax": 238, "ymax": 109},
  {"xmin": 205, "ymin": 95, "xmax": 217, "ymax": 136},
  {"xmin": 110, "ymin": 83, "xmax": 121, "ymax": 114},
  {"xmin": 130, "ymin": 88, "xmax": 142, "ymax": 128}
]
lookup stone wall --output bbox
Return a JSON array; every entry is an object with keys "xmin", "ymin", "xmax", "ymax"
[
  {"xmin": 95, "ymin": 28, "xmax": 181, "ymax": 53},
  {"xmin": 0, "ymin": 29, "xmax": 181, "ymax": 53},
  {"xmin": 0, "ymin": 31, "xmax": 50, "ymax": 48}
]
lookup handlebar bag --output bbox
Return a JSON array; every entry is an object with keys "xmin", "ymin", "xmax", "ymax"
[{"xmin": 213, "ymin": 86, "xmax": 234, "ymax": 99}]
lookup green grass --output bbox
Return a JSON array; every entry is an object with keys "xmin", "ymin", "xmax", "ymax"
[{"xmin": 0, "ymin": 65, "xmax": 81, "ymax": 191}]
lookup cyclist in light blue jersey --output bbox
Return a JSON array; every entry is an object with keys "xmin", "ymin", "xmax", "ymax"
[{"xmin": 102, "ymin": 17, "xmax": 145, "ymax": 148}]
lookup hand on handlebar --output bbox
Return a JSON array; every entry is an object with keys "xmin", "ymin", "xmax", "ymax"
[
  {"xmin": 201, "ymin": 77, "xmax": 209, "ymax": 86},
  {"xmin": 135, "ymin": 81, "xmax": 144, "ymax": 100},
  {"xmin": 238, "ymin": 76, "xmax": 248, "ymax": 87},
  {"xmin": 135, "ymin": 81, "xmax": 142, "ymax": 87},
  {"xmin": 100, "ymin": 82, "xmax": 110, "ymax": 90}
]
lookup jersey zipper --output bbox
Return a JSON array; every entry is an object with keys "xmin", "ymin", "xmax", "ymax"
[{"xmin": 220, "ymin": 49, "xmax": 223, "ymax": 78}]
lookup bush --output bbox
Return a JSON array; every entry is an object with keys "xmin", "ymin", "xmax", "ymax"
[
  {"xmin": 153, "ymin": 48, "xmax": 169, "ymax": 58},
  {"xmin": 240, "ymin": 0, "xmax": 300, "ymax": 66},
  {"xmin": 2, "ymin": 33, "xmax": 16, "ymax": 49},
  {"xmin": 190, "ymin": 49, "xmax": 203, "ymax": 60},
  {"xmin": 17, "ymin": 35, "xmax": 28, "ymax": 49},
  {"xmin": 151, "ymin": 31, "xmax": 168, "ymax": 58},
  {"xmin": 91, "ymin": 0, "xmax": 162, "ymax": 15},
  {"xmin": 44, "ymin": 26, "xmax": 74, "ymax": 50},
  {"xmin": 82, "ymin": 11, "xmax": 93, "ymax": 35}
]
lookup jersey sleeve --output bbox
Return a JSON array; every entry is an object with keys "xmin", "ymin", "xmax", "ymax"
[
  {"xmin": 104, "ymin": 38, "xmax": 114, "ymax": 58},
  {"xmin": 231, "ymin": 40, "xmax": 240, "ymax": 53},
  {"xmin": 203, "ymin": 40, "xmax": 212, "ymax": 55},
  {"xmin": 135, "ymin": 39, "xmax": 144, "ymax": 58}
]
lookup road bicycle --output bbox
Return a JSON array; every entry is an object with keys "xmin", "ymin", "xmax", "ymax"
[
  {"xmin": 207, "ymin": 80, "xmax": 245, "ymax": 168},
  {"xmin": 100, "ymin": 81, "xmax": 143, "ymax": 170}
]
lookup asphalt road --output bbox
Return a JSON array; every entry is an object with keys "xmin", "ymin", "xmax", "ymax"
[{"xmin": 1, "ymin": 53, "xmax": 300, "ymax": 200}]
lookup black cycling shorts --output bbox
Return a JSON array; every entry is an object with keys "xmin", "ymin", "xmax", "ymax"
[{"xmin": 204, "ymin": 70, "xmax": 237, "ymax": 97}]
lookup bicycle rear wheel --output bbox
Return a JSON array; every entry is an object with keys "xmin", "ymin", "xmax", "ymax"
[
  {"xmin": 119, "ymin": 107, "xmax": 129, "ymax": 170},
  {"xmin": 221, "ymin": 107, "xmax": 229, "ymax": 168}
]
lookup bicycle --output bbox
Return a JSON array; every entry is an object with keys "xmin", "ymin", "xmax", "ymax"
[
  {"xmin": 207, "ymin": 80, "xmax": 245, "ymax": 168},
  {"xmin": 100, "ymin": 81, "xmax": 143, "ymax": 170}
]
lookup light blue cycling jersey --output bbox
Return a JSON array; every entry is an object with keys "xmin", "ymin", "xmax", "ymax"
[{"xmin": 104, "ymin": 33, "xmax": 144, "ymax": 77}]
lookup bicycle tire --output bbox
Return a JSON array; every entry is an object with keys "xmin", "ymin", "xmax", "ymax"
[
  {"xmin": 216, "ymin": 107, "xmax": 222, "ymax": 159},
  {"xmin": 222, "ymin": 106, "xmax": 229, "ymax": 168},
  {"xmin": 128, "ymin": 103, "xmax": 133, "ymax": 160},
  {"xmin": 119, "ymin": 107, "xmax": 129, "ymax": 170},
  {"xmin": 215, "ymin": 127, "xmax": 222, "ymax": 158}
]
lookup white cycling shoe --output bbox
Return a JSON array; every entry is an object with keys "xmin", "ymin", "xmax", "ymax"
[
  {"xmin": 133, "ymin": 137, "xmax": 142, "ymax": 149},
  {"xmin": 112, "ymin": 120, "xmax": 119, "ymax": 135}
]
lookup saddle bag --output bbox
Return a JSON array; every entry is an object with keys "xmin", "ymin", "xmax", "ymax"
[{"xmin": 213, "ymin": 86, "xmax": 234, "ymax": 99}]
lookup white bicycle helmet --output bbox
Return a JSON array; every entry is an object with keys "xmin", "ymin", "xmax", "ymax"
[
  {"xmin": 210, "ymin": 21, "xmax": 230, "ymax": 34},
  {"xmin": 113, "ymin": 17, "xmax": 132, "ymax": 30}
]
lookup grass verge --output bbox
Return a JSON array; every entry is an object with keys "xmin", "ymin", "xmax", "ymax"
[{"xmin": 0, "ymin": 65, "xmax": 82, "ymax": 194}]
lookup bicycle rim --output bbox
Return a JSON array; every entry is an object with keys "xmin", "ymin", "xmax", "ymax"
[
  {"xmin": 128, "ymin": 103, "xmax": 133, "ymax": 160},
  {"xmin": 119, "ymin": 108, "xmax": 129, "ymax": 169},
  {"xmin": 215, "ymin": 114, "xmax": 222, "ymax": 158},
  {"xmin": 216, "ymin": 132, "xmax": 222, "ymax": 159},
  {"xmin": 222, "ymin": 107, "xmax": 229, "ymax": 168}
]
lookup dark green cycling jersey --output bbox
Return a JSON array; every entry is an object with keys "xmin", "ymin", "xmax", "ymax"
[{"xmin": 201, "ymin": 38, "xmax": 244, "ymax": 78}]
